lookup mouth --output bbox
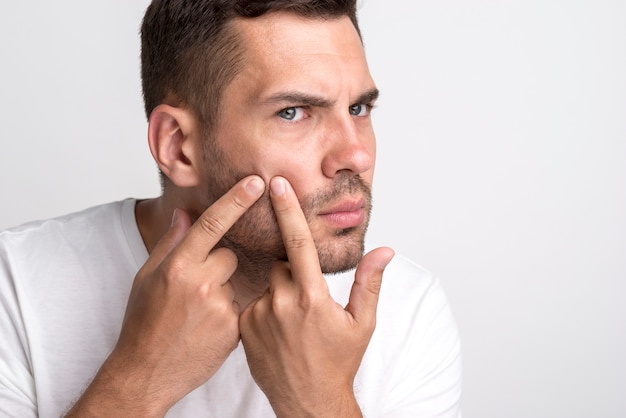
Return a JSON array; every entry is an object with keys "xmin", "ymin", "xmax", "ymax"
[{"xmin": 317, "ymin": 197, "xmax": 366, "ymax": 230}]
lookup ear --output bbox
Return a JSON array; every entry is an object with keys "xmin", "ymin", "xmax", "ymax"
[{"xmin": 147, "ymin": 104, "xmax": 202, "ymax": 188}]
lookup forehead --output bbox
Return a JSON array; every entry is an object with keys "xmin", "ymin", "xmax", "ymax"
[
  {"xmin": 234, "ymin": 12, "xmax": 364, "ymax": 56},
  {"xmin": 229, "ymin": 12, "xmax": 373, "ymax": 98}
]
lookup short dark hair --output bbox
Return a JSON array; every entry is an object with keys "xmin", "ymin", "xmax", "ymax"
[{"xmin": 140, "ymin": 0, "xmax": 361, "ymax": 132}]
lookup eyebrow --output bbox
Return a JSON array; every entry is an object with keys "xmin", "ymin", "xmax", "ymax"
[{"xmin": 262, "ymin": 88, "xmax": 380, "ymax": 108}]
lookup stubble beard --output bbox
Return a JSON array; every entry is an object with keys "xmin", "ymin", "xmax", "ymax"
[{"xmin": 203, "ymin": 141, "xmax": 371, "ymax": 283}]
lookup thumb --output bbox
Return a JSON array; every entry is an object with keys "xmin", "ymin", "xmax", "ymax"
[{"xmin": 345, "ymin": 247, "xmax": 395, "ymax": 324}]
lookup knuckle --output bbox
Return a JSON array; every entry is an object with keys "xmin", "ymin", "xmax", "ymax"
[
  {"xmin": 272, "ymin": 203, "xmax": 291, "ymax": 216},
  {"xmin": 297, "ymin": 289, "xmax": 323, "ymax": 311},
  {"xmin": 160, "ymin": 257, "xmax": 187, "ymax": 284},
  {"xmin": 220, "ymin": 298, "xmax": 237, "ymax": 316},
  {"xmin": 198, "ymin": 214, "xmax": 227, "ymax": 239},
  {"xmin": 210, "ymin": 247, "xmax": 238, "ymax": 270},
  {"xmin": 213, "ymin": 292, "xmax": 237, "ymax": 315},
  {"xmin": 363, "ymin": 319, "xmax": 377, "ymax": 336},
  {"xmin": 252, "ymin": 293, "xmax": 271, "ymax": 315},
  {"xmin": 284, "ymin": 232, "xmax": 309, "ymax": 250},
  {"xmin": 198, "ymin": 292, "xmax": 235, "ymax": 323},
  {"xmin": 195, "ymin": 280, "xmax": 216, "ymax": 299},
  {"xmin": 229, "ymin": 192, "xmax": 250, "ymax": 212},
  {"xmin": 270, "ymin": 289, "xmax": 294, "ymax": 314},
  {"xmin": 212, "ymin": 302, "xmax": 233, "ymax": 322},
  {"xmin": 366, "ymin": 279, "xmax": 382, "ymax": 296}
]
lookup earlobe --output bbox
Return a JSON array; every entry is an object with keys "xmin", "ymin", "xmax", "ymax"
[{"xmin": 147, "ymin": 105, "xmax": 202, "ymax": 187}]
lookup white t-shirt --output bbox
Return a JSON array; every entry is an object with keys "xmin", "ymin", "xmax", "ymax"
[{"xmin": 0, "ymin": 199, "xmax": 462, "ymax": 417}]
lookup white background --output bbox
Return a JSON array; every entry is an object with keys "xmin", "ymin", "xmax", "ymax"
[{"xmin": 1, "ymin": 1, "xmax": 624, "ymax": 417}]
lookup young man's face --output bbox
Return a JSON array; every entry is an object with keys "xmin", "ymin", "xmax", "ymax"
[{"xmin": 200, "ymin": 12, "xmax": 378, "ymax": 275}]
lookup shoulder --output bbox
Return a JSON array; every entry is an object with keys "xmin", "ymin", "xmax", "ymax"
[
  {"xmin": 0, "ymin": 199, "xmax": 142, "ymax": 282},
  {"xmin": 0, "ymin": 200, "xmax": 134, "ymax": 250},
  {"xmin": 359, "ymin": 253, "xmax": 463, "ymax": 416},
  {"xmin": 377, "ymin": 253, "xmax": 456, "ymax": 332},
  {"xmin": 0, "ymin": 200, "xmax": 140, "ymax": 417},
  {"xmin": 377, "ymin": 253, "xmax": 449, "ymax": 314},
  {"xmin": 1, "ymin": 200, "xmax": 133, "ymax": 237},
  {"xmin": 0, "ymin": 198, "xmax": 143, "ymax": 325},
  {"xmin": 382, "ymin": 253, "xmax": 436, "ymax": 291}
]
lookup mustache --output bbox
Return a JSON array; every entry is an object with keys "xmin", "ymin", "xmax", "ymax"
[{"xmin": 300, "ymin": 173, "xmax": 372, "ymax": 216}]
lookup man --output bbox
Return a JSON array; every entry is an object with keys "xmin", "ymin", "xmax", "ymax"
[{"xmin": 0, "ymin": 1, "xmax": 462, "ymax": 417}]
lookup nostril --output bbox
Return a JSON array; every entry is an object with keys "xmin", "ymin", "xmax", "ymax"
[{"xmin": 321, "ymin": 140, "xmax": 374, "ymax": 178}]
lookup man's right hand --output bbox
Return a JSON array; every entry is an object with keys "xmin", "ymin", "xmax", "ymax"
[{"xmin": 65, "ymin": 175, "xmax": 265, "ymax": 418}]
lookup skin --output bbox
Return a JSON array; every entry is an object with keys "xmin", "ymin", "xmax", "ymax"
[
  {"xmin": 65, "ymin": 12, "xmax": 394, "ymax": 418},
  {"xmin": 196, "ymin": 13, "xmax": 380, "ymax": 284}
]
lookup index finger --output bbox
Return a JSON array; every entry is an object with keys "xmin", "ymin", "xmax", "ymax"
[
  {"xmin": 176, "ymin": 175, "xmax": 265, "ymax": 262},
  {"xmin": 269, "ymin": 176, "xmax": 324, "ymax": 289}
]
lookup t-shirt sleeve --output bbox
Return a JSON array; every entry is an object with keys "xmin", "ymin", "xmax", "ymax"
[
  {"xmin": 383, "ymin": 272, "xmax": 463, "ymax": 417},
  {"xmin": 0, "ymin": 240, "xmax": 38, "ymax": 417}
]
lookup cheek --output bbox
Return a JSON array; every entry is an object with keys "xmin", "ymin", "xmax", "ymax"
[
  {"xmin": 362, "ymin": 137, "xmax": 377, "ymax": 184},
  {"xmin": 254, "ymin": 148, "xmax": 322, "ymax": 187},
  {"xmin": 358, "ymin": 174, "xmax": 373, "ymax": 193},
  {"xmin": 245, "ymin": 191, "xmax": 276, "ymax": 225}
]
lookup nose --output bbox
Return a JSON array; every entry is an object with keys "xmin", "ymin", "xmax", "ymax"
[{"xmin": 320, "ymin": 114, "xmax": 375, "ymax": 178}]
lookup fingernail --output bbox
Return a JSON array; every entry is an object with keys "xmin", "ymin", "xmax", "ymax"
[
  {"xmin": 170, "ymin": 208, "xmax": 180, "ymax": 227},
  {"xmin": 270, "ymin": 177, "xmax": 286, "ymax": 196},
  {"xmin": 380, "ymin": 248, "xmax": 395, "ymax": 269},
  {"xmin": 245, "ymin": 176, "xmax": 265, "ymax": 196}
]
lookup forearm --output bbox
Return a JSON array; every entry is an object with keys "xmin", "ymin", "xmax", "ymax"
[{"xmin": 64, "ymin": 355, "xmax": 172, "ymax": 418}]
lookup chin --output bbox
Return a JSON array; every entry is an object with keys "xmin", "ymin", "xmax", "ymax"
[{"xmin": 316, "ymin": 228, "xmax": 366, "ymax": 274}]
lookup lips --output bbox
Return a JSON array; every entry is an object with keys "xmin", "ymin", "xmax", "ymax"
[{"xmin": 318, "ymin": 197, "xmax": 366, "ymax": 230}]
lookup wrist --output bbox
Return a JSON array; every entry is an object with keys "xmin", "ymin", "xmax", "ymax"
[
  {"xmin": 65, "ymin": 354, "xmax": 172, "ymax": 418},
  {"xmin": 270, "ymin": 386, "xmax": 362, "ymax": 418}
]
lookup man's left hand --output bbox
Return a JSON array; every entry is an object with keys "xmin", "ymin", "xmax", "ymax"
[{"xmin": 239, "ymin": 176, "xmax": 394, "ymax": 418}]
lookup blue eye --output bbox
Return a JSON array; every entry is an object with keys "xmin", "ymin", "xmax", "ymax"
[
  {"xmin": 349, "ymin": 104, "xmax": 370, "ymax": 117},
  {"xmin": 278, "ymin": 107, "xmax": 305, "ymax": 121}
]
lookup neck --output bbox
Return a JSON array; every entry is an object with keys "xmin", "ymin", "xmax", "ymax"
[
  {"xmin": 134, "ymin": 196, "xmax": 272, "ymax": 308},
  {"xmin": 135, "ymin": 197, "xmax": 170, "ymax": 254}
]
